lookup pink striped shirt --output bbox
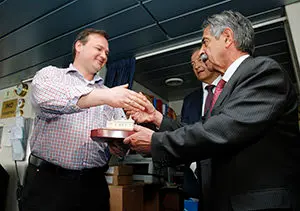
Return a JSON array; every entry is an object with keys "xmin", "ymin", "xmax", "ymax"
[{"xmin": 30, "ymin": 64, "xmax": 125, "ymax": 170}]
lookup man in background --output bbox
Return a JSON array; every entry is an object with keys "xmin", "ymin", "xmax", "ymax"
[
  {"xmin": 181, "ymin": 48, "xmax": 220, "ymax": 211},
  {"xmin": 20, "ymin": 28, "xmax": 146, "ymax": 211}
]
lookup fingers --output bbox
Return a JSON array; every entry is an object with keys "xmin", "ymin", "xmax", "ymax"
[
  {"xmin": 128, "ymin": 95, "xmax": 154, "ymax": 114},
  {"xmin": 123, "ymin": 136, "xmax": 131, "ymax": 144},
  {"xmin": 124, "ymin": 109, "xmax": 134, "ymax": 115},
  {"xmin": 129, "ymin": 92, "xmax": 148, "ymax": 107},
  {"xmin": 112, "ymin": 85, "xmax": 149, "ymax": 111},
  {"xmin": 120, "ymin": 91, "xmax": 146, "ymax": 111},
  {"xmin": 123, "ymin": 129, "xmax": 141, "ymax": 145}
]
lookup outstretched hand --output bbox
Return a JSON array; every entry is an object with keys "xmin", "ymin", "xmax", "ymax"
[
  {"xmin": 107, "ymin": 84, "xmax": 149, "ymax": 111},
  {"xmin": 77, "ymin": 84, "xmax": 150, "ymax": 110},
  {"xmin": 123, "ymin": 124, "xmax": 154, "ymax": 154},
  {"xmin": 124, "ymin": 93, "xmax": 163, "ymax": 126}
]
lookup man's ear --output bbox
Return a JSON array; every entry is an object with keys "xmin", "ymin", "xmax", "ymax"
[
  {"xmin": 75, "ymin": 41, "xmax": 83, "ymax": 54},
  {"xmin": 222, "ymin": 28, "xmax": 234, "ymax": 48}
]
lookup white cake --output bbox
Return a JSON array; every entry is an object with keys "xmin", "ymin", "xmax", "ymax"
[{"xmin": 105, "ymin": 116, "xmax": 134, "ymax": 131}]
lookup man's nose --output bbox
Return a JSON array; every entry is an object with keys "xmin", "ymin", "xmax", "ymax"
[
  {"xmin": 200, "ymin": 44, "xmax": 207, "ymax": 54},
  {"xmin": 194, "ymin": 62, "xmax": 200, "ymax": 69},
  {"xmin": 100, "ymin": 51, "xmax": 107, "ymax": 60},
  {"xmin": 199, "ymin": 46, "xmax": 208, "ymax": 62}
]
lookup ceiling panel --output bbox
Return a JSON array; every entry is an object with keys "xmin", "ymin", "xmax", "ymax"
[
  {"xmin": 0, "ymin": 54, "xmax": 72, "ymax": 90},
  {"xmin": 254, "ymin": 24, "xmax": 286, "ymax": 46},
  {"xmin": 149, "ymin": 0, "xmax": 286, "ymax": 38},
  {"xmin": 0, "ymin": 0, "xmax": 299, "ymax": 101},
  {"xmin": 255, "ymin": 40, "xmax": 289, "ymax": 56},
  {"xmin": 144, "ymin": 0, "xmax": 225, "ymax": 21},
  {"xmin": 158, "ymin": 2, "xmax": 232, "ymax": 38},
  {"xmin": 0, "ymin": 0, "xmax": 73, "ymax": 37},
  {"xmin": 136, "ymin": 47, "xmax": 193, "ymax": 73},
  {"xmin": 0, "ymin": 0, "xmax": 148, "ymax": 61},
  {"xmin": 0, "ymin": 4, "xmax": 157, "ymax": 78},
  {"xmin": 269, "ymin": 52, "xmax": 291, "ymax": 64},
  {"xmin": 108, "ymin": 25, "xmax": 167, "ymax": 61},
  {"xmin": 0, "ymin": 32, "xmax": 75, "ymax": 78}
]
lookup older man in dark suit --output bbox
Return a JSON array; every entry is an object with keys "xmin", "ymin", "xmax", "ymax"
[
  {"xmin": 124, "ymin": 10, "xmax": 300, "ymax": 211},
  {"xmin": 182, "ymin": 48, "xmax": 220, "ymax": 209}
]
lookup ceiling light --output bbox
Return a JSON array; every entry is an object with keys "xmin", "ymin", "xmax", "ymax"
[{"xmin": 165, "ymin": 78, "xmax": 183, "ymax": 86}]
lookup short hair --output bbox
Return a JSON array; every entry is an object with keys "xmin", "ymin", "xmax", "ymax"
[
  {"xmin": 72, "ymin": 28, "xmax": 109, "ymax": 60},
  {"xmin": 191, "ymin": 47, "xmax": 201, "ymax": 56},
  {"xmin": 202, "ymin": 10, "xmax": 255, "ymax": 55}
]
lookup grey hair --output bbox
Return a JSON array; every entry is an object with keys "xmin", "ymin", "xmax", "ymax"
[{"xmin": 202, "ymin": 10, "xmax": 255, "ymax": 55}]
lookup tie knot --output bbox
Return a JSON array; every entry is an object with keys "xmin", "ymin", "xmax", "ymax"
[
  {"xmin": 205, "ymin": 85, "xmax": 215, "ymax": 92},
  {"xmin": 217, "ymin": 79, "xmax": 226, "ymax": 89}
]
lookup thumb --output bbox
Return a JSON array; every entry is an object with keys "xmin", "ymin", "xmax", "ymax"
[
  {"xmin": 120, "ymin": 84, "xmax": 129, "ymax": 89},
  {"xmin": 133, "ymin": 124, "xmax": 140, "ymax": 132},
  {"xmin": 123, "ymin": 136, "xmax": 130, "ymax": 144}
]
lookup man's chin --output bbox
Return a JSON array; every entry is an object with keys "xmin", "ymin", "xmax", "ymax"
[
  {"xmin": 94, "ymin": 64, "xmax": 103, "ymax": 71},
  {"xmin": 197, "ymin": 73, "xmax": 204, "ymax": 78},
  {"xmin": 197, "ymin": 76, "xmax": 205, "ymax": 81}
]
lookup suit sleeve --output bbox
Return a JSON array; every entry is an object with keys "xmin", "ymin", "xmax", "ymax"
[
  {"xmin": 159, "ymin": 116, "xmax": 185, "ymax": 132},
  {"xmin": 151, "ymin": 58, "xmax": 295, "ymax": 165}
]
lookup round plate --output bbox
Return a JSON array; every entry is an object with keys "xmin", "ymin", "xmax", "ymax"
[{"xmin": 90, "ymin": 128, "xmax": 135, "ymax": 142}]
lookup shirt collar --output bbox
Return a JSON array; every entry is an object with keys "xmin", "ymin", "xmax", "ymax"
[
  {"xmin": 222, "ymin": 54, "xmax": 249, "ymax": 82},
  {"xmin": 66, "ymin": 63, "xmax": 104, "ymax": 85},
  {"xmin": 202, "ymin": 75, "xmax": 222, "ymax": 92}
]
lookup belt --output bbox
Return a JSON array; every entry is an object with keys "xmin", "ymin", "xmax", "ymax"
[{"xmin": 29, "ymin": 154, "xmax": 108, "ymax": 178}]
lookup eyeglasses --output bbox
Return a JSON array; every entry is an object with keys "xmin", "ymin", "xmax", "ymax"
[{"xmin": 191, "ymin": 57, "xmax": 201, "ymax": 67}]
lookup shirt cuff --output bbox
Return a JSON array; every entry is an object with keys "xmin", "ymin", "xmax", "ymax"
[{"xmin": 64, "ymin": 86, "xmax": 94, "ymax": 113}]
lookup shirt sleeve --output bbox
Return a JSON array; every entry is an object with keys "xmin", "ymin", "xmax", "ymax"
[
  {"xmin": 31, "ymin": 66, "xmax": 93, "ymax": 119},
  {"xmin": 113, "ymin": 108, "xmax": 126, "ymax": 119}
]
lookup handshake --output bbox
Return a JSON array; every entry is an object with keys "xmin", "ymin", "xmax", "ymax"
[{"xmin": 106, "ymin": 86, "xmax": 164, "ymax": 157}]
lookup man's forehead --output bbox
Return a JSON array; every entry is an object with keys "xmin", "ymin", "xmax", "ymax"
[
  {"xmin": 201, "ymin": 27, "xmax": 211, "ymax": 39},
  {"xmin": 89, "ymin": 34, "xmax": 109, "ymax": 49},
  {"xmin": 191, "ymin": 51, "xmax": 200, "ymax": 59},
  {"xmin": 89, "ymin": 34, "xmax": 108, "ymax": 43}
]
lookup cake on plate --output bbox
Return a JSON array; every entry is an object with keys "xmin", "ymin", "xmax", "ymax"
[{"xmin": 105, "ymin": 116, "xmax": 134, "ymax": 131}]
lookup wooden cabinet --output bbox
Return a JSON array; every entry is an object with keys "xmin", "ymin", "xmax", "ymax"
[{"xmin": 109, "ymin": 184, "xmax": 143, "ymax": 211}]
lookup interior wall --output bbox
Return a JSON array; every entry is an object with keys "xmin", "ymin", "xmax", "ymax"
[
  {"xmin": 286, "ymin": 2, "xmax": 300, "ymax": 94},
  {"xmin": 0, "ymin": 83, "xmax": 33, "ymax": 211},
  {"xmin": 132, "ymin": 81, "xmax": 168, "ymax": 103},
  {"xmin": 286, "ymin": 2, "xmax": 300, "ymax": 71},
  {"xmin": 169, "ymin": 100, "xmax": 183, "ymax": 117},
  {"xmin": 286, "ymin": 2, "xmax": 300, "ymax": 127}
]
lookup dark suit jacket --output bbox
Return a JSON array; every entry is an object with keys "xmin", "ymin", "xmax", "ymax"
[
  {"xmin": 151, "ymin": 56, "xmax": 300, "ymax": 211},
  {"xmin": 181, "ymin": 87, "xmax": 203, "ymax": 199},
  {"xmin": 181, "ymin": 87, "xmax": 203, "ymax": 124}
]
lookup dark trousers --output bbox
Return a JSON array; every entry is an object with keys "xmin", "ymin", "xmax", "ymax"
[{"xmin": 20, "ymin": 156, "xmax": 110, "ymax": 211}]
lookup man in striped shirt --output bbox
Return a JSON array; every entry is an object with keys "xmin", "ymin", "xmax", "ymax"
[{"xmin": 20, "ymin": 28, "xmax": 146, "ymax": 211}]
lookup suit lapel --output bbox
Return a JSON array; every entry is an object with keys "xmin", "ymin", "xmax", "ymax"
[{"xmin": 211, "ymin": 56, "xmax": 253, "ymax": 113}]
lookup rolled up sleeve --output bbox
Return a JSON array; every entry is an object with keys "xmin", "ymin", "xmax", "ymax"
[{"xmin": 31, "ymin": 66, "xmax": 94, "ymax": 119}]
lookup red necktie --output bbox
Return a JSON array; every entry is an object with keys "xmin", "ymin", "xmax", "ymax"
[{"xmin": 210, "ymin": 79, "xmax": 226, "ymax": 112}]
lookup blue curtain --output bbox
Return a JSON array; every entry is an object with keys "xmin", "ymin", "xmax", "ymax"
[{"xmin": 105, "ymin": 57, "xmax": 136, "ymax": 89}]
